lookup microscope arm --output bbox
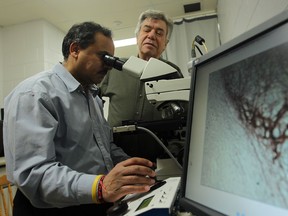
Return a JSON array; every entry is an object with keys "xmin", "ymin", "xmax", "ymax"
[
  {"xmin": 145, "ymin": 77, "xmax": 191, "ymax": 107},
  {"xmin": 103, "ymin": 55, "xmax": 179, "ymax": 81}
]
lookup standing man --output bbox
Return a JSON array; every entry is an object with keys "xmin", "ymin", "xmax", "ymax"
[
  {"xmin": 3, "ymin": 21, "xmax": 156, "ymax": 216},
  {"xmin": 100, "ymin": 9, "xmax": 182, "ymax": 162}
]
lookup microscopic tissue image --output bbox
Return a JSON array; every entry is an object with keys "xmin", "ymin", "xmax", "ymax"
[{"xmin": 201, "ymin": 43, "xmax": 288, "ymax": 209}]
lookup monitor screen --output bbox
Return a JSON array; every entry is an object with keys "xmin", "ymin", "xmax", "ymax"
[{"xmin": 180, "ymin": 10, "xmax": 288, "ymax": 216}]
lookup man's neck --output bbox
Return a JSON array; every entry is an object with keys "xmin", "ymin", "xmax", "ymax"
[{"xmin": 138, "ymin": 53, "xmax": 160, "ymax": 61}]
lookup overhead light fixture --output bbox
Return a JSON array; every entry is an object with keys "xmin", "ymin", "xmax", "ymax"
[{"xmin": 114, "ymin": 37, "xmax": 136, "ymax": 48}]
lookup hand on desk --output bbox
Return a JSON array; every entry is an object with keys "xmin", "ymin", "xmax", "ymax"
[{"xmin": 103, "ymin": 157, "xmax": 156, "ymax": 203}]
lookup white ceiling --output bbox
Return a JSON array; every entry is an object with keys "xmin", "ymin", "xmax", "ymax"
[{"xmin": 0, "ymin": 0, "xmax": 217, "ymax": 40}]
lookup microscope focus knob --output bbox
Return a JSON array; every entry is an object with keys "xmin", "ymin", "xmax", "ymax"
[{"xmin": 146, "ymin": 83, "xmax": 153, "ymax": 88}]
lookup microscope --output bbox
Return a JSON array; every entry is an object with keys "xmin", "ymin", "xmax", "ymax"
[
  {"xmin": 103, "ymin": 54, "xmax": 184, "ymax": 216},
  {"xmin": 102, "ymin": 54, "xmax": 189, "ymax": 177},
  {"xmin": 102, "ymin": 54, "xmax": 191, "ymax": 120}
]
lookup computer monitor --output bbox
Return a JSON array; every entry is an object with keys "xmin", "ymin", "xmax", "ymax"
[{"xmin": 179, "ymin": 10, "xmax": 288, "ymax": 216}]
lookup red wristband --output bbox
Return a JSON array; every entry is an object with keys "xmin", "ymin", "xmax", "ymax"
[{"xmin": 97, "ymin": 175, "xmax": 105, "ymax": 203}]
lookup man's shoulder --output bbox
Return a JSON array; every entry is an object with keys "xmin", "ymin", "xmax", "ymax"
[
  {"xmin": 7, "ymin": 64, "xmax": 63, "ymax": 97},
  {"xmin": 17, "ymin": 70, "xmax": 53, "ymax": 89}
]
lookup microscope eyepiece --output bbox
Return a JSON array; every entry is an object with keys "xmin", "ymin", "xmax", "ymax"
[{"xmin": 102, "ymin": 54, "xmax": 125, "ymax": 71}]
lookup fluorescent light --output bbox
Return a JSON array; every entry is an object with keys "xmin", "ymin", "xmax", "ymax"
[{"xmin": 114, "ymin": 37, "xmax": 136, "ymax": 48}]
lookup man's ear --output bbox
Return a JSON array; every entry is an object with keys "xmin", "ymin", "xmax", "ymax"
[
  {"xmin": 165, "ymin": 39, "xmax": 169, "ymax": 46},
  {"xmin": 70, "ymin": 42, "xmax": 79, "ymax": 58},
  {"xmin": 162, "ymin": 39, "xmax": 168, "ymax": 53}
]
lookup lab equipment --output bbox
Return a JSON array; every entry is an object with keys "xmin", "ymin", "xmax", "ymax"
[
  {"xmin": 102, "ymin": 54, "xmax": 190, "ymax": 119},
  {"xmin": 180, "ymin": 10, "xmax": 288, "ymax": 216}
]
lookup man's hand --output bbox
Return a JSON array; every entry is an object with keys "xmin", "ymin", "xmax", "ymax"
[{"xmin": 102, "ymin": 157, "xmax": 156, "ymax": 202}]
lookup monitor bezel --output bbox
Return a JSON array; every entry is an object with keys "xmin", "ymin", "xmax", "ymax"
[
  {"xmin": 179, "ymin": 10, "xmax": 288, "ymax": 216},
  {"xmin": 0, "ymin": 108, "xmax": 3, "ymax": 121}
]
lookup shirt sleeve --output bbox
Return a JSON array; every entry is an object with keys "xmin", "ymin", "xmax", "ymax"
[
  {"xmin": 4, "ymin": 90, "xmax": 95, "ymax": 208},
  {"xmin": 109, "ymin": 132, "xmax": 131, "ymax": 165}
]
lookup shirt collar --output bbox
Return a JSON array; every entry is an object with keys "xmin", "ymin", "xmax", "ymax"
[{"xmin": 53, "ymin": 63, "xmax": 99, "ymax": 97}]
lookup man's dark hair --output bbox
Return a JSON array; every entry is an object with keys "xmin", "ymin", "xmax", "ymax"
[{"xmin": 62, "ymin": 22, "xmax": 112, "ymax": 60}]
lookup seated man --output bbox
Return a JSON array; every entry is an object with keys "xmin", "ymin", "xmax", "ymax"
[{"xmin": 3, "ymin": 21, "xmax": 156, "ymax": 216}]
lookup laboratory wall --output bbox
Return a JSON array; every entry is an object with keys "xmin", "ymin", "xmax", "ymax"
[
  {"xmin": 217, "ymin": 0, "xmax": 288, "ymax": 44},
  {"xmin": 0, "ymin": 20, "xmax": 64, "ymax": 109}
]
